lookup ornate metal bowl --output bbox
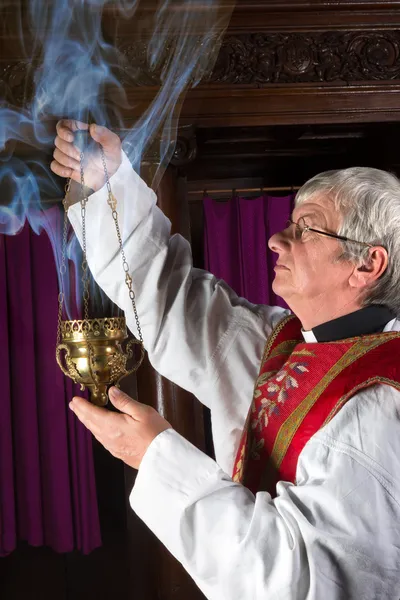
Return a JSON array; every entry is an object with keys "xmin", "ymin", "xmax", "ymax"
[{"xmin": 56, "ymin": 317, "xmax": 144, "ymax": 406}]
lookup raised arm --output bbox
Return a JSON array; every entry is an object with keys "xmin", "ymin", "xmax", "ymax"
[{"xmin": 51, "ymin": 121, "xmax": 288, "ymax": 407}]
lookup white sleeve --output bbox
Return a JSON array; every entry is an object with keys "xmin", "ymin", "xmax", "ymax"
[
  {"xmin": 68, "ymin": 152, "xmax": 287, "ymax": 407},
  {"xmin": 130, "ymin": 385, "xmax": 400, "ymax": 600}
]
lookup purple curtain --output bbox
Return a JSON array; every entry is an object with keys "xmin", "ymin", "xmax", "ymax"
[
  {"xmin": 203, "ymin": 193, "xmax": 294, "ymax": 307},
  {"xmin": 0, "ymin": 224, "xmax": 101, "ymax": 556}
]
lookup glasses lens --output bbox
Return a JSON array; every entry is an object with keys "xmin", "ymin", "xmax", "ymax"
[
  {"xmin": 297, "ymin": 217, "xmax": 308, "ymax": 240},
  {"xmin": 286, "ymin": 219, "xmax": 303, "ymax": 240}
]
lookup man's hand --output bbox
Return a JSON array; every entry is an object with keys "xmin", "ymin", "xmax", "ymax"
[
  {"xmin": 69, "ymin": 387, "xmax": 172, "ymax": 470},
  {"xmin": 51, "ymin": 120, "xmax": 122, "ymax": 193}
]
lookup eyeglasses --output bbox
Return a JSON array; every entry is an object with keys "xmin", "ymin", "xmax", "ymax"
[{"xmin": 286, "ymin": 217, "xmax": 373, "ymax": 248}]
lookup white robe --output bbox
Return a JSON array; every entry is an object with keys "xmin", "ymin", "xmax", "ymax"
[{"xmin": 69, "ymin": 152, "xmax": 400, "ymax": 600}]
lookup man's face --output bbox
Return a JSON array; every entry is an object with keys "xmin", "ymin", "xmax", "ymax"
[{"xmin": 268, "ymin": 195, "xmax": 358, "ymax": 325}]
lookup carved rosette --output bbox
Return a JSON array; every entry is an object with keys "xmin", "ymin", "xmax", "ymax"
[
  {"xmin": 171, "ymin": 125, "xmax": 197, "ymax": 166},
  {"xmin": 117, "ymin": 40, "xmax": 162, "ymax": 87}
]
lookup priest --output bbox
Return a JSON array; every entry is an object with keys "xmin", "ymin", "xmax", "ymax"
[{"xmin": 51, "ymin": 120, "xmax": 400, "ymax": 600}]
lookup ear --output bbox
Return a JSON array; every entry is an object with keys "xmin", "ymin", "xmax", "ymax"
[{"xmin": 349, "ymin": 246, "xmax": 388, "ymax": 289}]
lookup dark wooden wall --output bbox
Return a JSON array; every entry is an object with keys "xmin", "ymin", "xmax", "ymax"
[{"xmin": 2, "ymin": 1, "xmax": 400, "ymax": 599}]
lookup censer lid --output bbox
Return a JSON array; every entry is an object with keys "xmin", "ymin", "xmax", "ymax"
[{"xmin": 60, "ymin": 317, "xmax": 128, "ymax": 342}]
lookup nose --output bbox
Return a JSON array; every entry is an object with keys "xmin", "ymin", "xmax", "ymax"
[{"xmin": 268, "ymin": 228, "xmax": 290, "ymax": 254}]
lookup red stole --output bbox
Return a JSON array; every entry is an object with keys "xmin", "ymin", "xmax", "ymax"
[{"xmin": 232, "ymin": 315, "xmax": 400, "ymax": 496}]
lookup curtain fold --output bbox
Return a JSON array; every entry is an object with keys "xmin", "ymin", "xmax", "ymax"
[
  {"xmin": 0, "ymin": 224, "xmax": 101, "ymax": 556},
  {"xmin": 204, "ymin": 193, "xmax": 294, "ymax": 307}
]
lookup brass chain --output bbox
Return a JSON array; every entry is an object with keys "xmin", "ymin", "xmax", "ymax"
[
  {"xmin": 79, "ymin": 152, "xmax": 91, "ymax": 325},
  {"xmin": 79, "ymin": 152, "xmax": 98, "ymax": 385},
  {"xmin": 57, "ymin": 181, "xmax": 71, "ymax": 346},
  {"xmin": 100, "ymin": 146, "xmax": 144, "ymax": 346}
]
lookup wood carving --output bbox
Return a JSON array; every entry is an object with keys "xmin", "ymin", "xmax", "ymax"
[
  {"xmin": 208, "ymin": 32, "xmax": 400, "ymax": 84},
  {"xmin": 171, "ymin": 125, "xmax": 197, "ymax": 166},
  {"xmin": 117, "ymin": 36, "xmax": 217, "ymax": 88},
  {"xmin": 117, "ymin": 31, "xmax": 400, "ymax": 86},
  {"xmin": 0, "ymin": 60, "xmax": 36, "ymax": 106},
  {"xmin": 2, "ymin": 31, "xmax": 400, "ymax": 109}
]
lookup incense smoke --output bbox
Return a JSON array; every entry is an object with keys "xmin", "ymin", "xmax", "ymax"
[{"xmin": 0, "ymin": 0, "xmax": 231, "ymax": 317}]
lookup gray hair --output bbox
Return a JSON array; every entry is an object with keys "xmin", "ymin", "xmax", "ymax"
[{"xmin": 295, "ymin": 167, "xmax": 400, "ymax": 317}]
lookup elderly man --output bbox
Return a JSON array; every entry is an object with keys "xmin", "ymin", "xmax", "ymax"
[{"xmin": 51, "ymin": 120, "xmax": 400, "ymax": 600}]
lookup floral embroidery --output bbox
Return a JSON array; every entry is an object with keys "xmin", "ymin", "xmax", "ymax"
[
  {"xmin": 255, "ymin": 370, "xmax": 279, "ymax": 389},
  {"xmin": 251, "ymin": 396, "xmax": 278, "ymax": 431},
  {"xmin": 233, "ymin": 313, "xmax": 400, "ymax": 495},
  {"xmin": 291, "ymin": 349, "xmax": 316, "ymax": 357},
  {"xmin": 251, "ymin": 361, "xmax": 309, "ymax": 432}
]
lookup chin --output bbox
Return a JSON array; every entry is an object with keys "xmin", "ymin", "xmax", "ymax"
[
  {"xmin": 272, "ymin": 279, "xmax": 292, "ymax": 306},
  {"xmin": 272, "ymin": 278, "xmax": 285, "ymax": 296}
]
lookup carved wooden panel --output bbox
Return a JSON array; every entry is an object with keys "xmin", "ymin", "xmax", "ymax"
[
  {"xmin": 3, "ymin": 0, "xmax": 400, "ymax": 126},
  {"xmin": 209, "ymin": 32, "xmax": 400, "ymax": 84},
  {"xmin": 115, "ymin": 30, "xmax": 400, "ymax": 86}
]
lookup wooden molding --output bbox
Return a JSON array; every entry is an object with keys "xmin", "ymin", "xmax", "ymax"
[
  {"xmin": 123, "ymin": 83, "xmax": 400, "ymax": 127},
  {"xmin": 2, "ymin": 2, "xmax": 400, "ymax": 127}
]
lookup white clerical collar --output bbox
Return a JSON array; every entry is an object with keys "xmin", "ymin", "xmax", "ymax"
[
  {"xmin": 302, "ymin": 329, "xmax": 318, "ymax": 343},
  {"xmin": 300, "ymin": 305, "xmax": 395, "ymax": 343}
]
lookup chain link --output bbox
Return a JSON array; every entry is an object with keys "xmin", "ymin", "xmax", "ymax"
[
  {"xmin": 79, "ymin": 152, "xmax": 99, "ymax": 386},
  {"xmin": 79, "ymin": 152, "xmax": 91, "ymax": 325},
  {"xmin": 100, "ymin": 146, "xmax": 144, "ymax": 345},
  {"xmin": 57, "ymin": 181, "xmax": 71, "ymax": 348}
]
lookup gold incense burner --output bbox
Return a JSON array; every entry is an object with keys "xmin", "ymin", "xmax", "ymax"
[
  {"xmin": 56, "ymin": 317, "xmax": 144, "ymax": 406},
  {"xmin": 56, "ymin": 138, "xmax": 144, "ymax": 405}
]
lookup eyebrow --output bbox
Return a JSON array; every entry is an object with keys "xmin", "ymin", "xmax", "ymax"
[{"xmin": 291, "ymin": 209, "xmax": 328, "ymax": 228}]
